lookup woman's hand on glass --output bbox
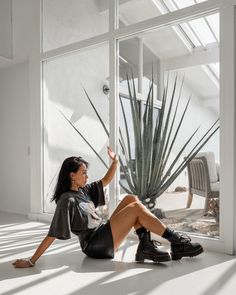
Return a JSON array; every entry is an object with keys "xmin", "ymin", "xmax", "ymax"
[{"xmin": 107, "ymin": 147, "xmax": 118, "ymax": 163}]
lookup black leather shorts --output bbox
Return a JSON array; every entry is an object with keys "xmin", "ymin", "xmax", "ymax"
[{"xmin": 80, "ymin": 221, "xmax": 114, "ymax": 259}]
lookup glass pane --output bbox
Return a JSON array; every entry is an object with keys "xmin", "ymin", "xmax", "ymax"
[
  {"xmin": 119, "ymin": 0, "xmax": 208, "ymax": 27},
  {"xmin": 118, "ymin": 13, "xmax": 220, "ymax": 238},
  {"xmin": 171, "ymin": 0, "xmax": 207, "ymax": 10},
  {"xmin": 176, "ymin": 13, "xmax": 219, "ymax": 48},
  {"xmin": 42, "ymin": 0, "xmax": 109, "ymax": 52},
  {"xmin": 206, "ymin": 13, "xmax": 219, "ymax": 42},
  {"xmin": 119, "ymin": 1, "xmax": 217, "ymax": 50},
  {"xmin": 188, "ymin": 18, "xmax": 216, "ymax": 46},
  {"xmin": 179, "ymin": 23, "xmax": 201, "ymax": 47},
  {"xmin": 43, "ymin": 43, "xmax": 109, "ymax": 219}
]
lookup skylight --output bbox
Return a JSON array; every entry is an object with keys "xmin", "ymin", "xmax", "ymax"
[
  {"xmin": 152, "ymin": 0, "xmax": 219, "ymax": 49},
  {"xmin": 171, "ymin": 0, "xmax": 207, "ymax": 10},
  {"xmin": 188, "ymin": 18, "xmax": 217, "ymax": 46},
  {"xmin": 151, "ymin": 0, "xmax": 219, "ymax": 92},
  {"xmin": 161, "ymin": 0, "xmax": 207, "ymax": 12},
  {"xmin": 205, "ymin": 14, "xmax": 219, "ymax": 42}
]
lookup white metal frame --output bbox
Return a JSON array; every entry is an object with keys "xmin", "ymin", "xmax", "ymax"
[{"xmin": 29, "ymin": 0, "xmax": 236, "ymax": 254}]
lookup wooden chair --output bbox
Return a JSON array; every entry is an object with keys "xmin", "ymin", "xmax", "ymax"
[{"xmin": 186, "ymin": 152, "xmax": 219, "ymax": 213}]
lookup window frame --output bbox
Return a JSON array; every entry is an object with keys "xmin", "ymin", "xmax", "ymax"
[{"xmin": 29, "ymin": 0, "xmax": 236, "ymax": 254}]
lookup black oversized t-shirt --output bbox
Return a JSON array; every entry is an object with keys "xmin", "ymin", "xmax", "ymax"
[{"xmin": 48, "ymin": 181, "xmax": 105, "ymax": 240}]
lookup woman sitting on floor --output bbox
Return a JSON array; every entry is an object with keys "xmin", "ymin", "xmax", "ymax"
[{"xmin": 13, "ymin": 147, "xmax": 203, "ymax": 268}]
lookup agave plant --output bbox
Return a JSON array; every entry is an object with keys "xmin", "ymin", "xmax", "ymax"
[
  {"xmin": 60, "ymin": 73, "xmax": 219, "ymax": 211},
  {"xmin": 118, "ymin": 74, "xmax": 219, "ymax": 210}
]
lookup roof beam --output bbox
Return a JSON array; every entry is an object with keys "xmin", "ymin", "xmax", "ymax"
[{"xmin": 163, "ymin": 46, "xmax": 219, "ymax": 71}]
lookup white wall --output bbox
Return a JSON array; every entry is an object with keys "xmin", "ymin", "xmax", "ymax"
[
  {"xmin": 0, "ymin": 0, "xmax": 37, "ymax": 214},
  {"xmin": 13, "ymin": 0, "xmax": 39, "ymax": 56},
  {"xmin": 0, "ymin": 0, "xmax": 13, "ymax": 58},
  {"xmin": 0, "ymin": 62, "xmax": 30, "ymax": 214}
]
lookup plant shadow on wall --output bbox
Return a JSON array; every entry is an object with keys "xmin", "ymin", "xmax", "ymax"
[{"xmin": 59, "ymin": 72, "xmax": 219, "ymax": 218}]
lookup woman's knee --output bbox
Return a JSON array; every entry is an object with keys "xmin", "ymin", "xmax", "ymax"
[
  {"xmin": 128, "ymin": 200, "xmax": 146, "ymax": 214},
  {"xmin": 123, "ymin": 194, "xmax": 140, "ymax": 204}
]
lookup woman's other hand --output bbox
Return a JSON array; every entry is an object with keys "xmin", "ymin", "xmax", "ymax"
[{"xmin": 12, "ymin": 259, "xmax": 34, "ymax": 268}]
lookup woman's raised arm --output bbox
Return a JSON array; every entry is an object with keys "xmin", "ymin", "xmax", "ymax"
[{"xmin": 101, "ymin": 147, "xmax": 118, "ymax": 187}]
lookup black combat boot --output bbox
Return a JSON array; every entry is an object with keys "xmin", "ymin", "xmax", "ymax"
[
  {"xmin": 162, "ymin": 227, "xmax": 203, "ymax": 260},
  {"xmin": 135, "ymin": 227, "xmax": 171, "ymax": 263}
]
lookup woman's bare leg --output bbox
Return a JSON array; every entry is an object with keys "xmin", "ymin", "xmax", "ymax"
[
  {"xmin": 109, "ymin": 200, "xmax": 166, "ymax": 251},
  {"xmin": 110, "ymin": 195, "xmax": 142, "ymax": 229},
  {"xmin": 110, "ymin": 195, "xmax": 139, "ymax": 217}
]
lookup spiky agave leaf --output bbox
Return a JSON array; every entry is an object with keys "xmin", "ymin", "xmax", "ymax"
[
  {"xmin": 149, "ymin": 83, "xmax": 168, "ymax": 187},
  {"xmin": 158, "ymin": 76, "xmax": 185, "ymax": 179},
  {"xmin": 160, "ymin": 118, "xmax": 220, "ymax": 190},
  {"xmin": 141, "ymin": 78, "xmax": 154, "ymax": 199},
  {"xmin": 153, "ymin": 75, "xmax": 178, "ymax": 187},
  {"xmin": 82, "ymin": 87, "xmax": 128, "ymax": 168},
  {"xmin": 126, "ymin": 75, "xmax": 142, "ymax": 194},
  {"xmin": 119, "ymin": 95, "xmax": 138, "ymax": 188},
  {"xmin": 150, "ymin": 121, "xmax": 219, "ymax": 199},
  {"xmin": 119, "ymin": 94, "xmax": 132, "ymax": 162},
  {"xmin": 149, "ymin": 95, "xmax": 192, "ymax": 194},
  {"xmin": 119, "ymin": 129, "xmax": 137, "ymax": 188},
  {"xmin": 58, "ymin": 109, "xmax": 108, "ymax": 169},
  {"xmin": 82, "ymin": 87, "xmax": 109, "ymax": 137},
  {"xmin": 119, "ymin": 156, "xmax": 137, "ymax": 194}
]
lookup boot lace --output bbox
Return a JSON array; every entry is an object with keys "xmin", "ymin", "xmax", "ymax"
[{"xmin": 175, "ymin": 232, "xmax": 192, "ymax": 244}]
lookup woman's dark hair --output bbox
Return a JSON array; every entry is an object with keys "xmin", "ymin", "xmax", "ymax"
[{"xmin": 51, "ymin": 156, "xmax": 88, "ymax": 204}]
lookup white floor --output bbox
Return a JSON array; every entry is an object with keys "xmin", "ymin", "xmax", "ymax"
[{"xmin": 1, "ymin": 212, "xmax": 236, "ymax": 295}]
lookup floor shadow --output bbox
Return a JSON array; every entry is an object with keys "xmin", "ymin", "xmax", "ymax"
[
  {"xmin": 2, "ymin": 242, "xmax": 236, "ymax": 295},
  {"xmin": 200, "ymin": 259, "xmax": 236, "ymax": 295},
  {"xmin": 1, "ymin": 213, "xmax": 235, "ymax": 295}
]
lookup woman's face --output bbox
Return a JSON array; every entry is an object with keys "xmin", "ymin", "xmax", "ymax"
[{"xmin": 70, "ymin": 163, "xmax": 88, "ymax": 189}]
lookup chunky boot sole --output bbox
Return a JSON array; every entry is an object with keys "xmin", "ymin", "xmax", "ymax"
[
  {"xmin": 135, "ymin": 252, "xmax": 171, "ymax": 263},
  {"xmin": 171, "ymin": 246, "xmax": 203, "ymax": 260}
]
